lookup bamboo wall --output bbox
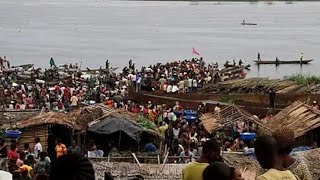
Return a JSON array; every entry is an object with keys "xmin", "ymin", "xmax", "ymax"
[
  {"xmin": 19, "ymin": 125, "xmax": 48, "ymax": 151},
  {"xmin": 92, "ymin": 161, "xmax": 184, "ymax": 180}
]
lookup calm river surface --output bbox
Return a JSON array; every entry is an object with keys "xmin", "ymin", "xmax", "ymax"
[{"xmin": 1, "ymin": 0, "xmax": 320, "ymax": 78}]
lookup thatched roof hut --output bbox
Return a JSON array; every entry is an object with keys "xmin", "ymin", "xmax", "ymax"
[
  {"xmin": 200, "ymin": 105, "xmax": 271, "ymax": 133},
  {"xmin": 0, "ymin": 109, "xmax": 41, "ymax": 125},
  {"xmin": 16, "ymin": 107, "xmax": 103, "ymax": 130},
  {"xmin": 14, "ymin": 107, "xmax": 103, "ymax": 154},
  {"xmin": 264, "ymin": 101, "xmax": 320, "ymax": 137},
  {"xmin": 262, "ymin": 101, "xmax": 320, "ymax": 145}
]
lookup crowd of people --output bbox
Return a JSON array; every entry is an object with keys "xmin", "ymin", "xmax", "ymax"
[
  {"xmin": 0, "ymin": 57, "xmax": 319, "ymax": 180},
  {"xmin": 0, "ymin": 58, "xmax": 132, "ymax": 111},
  {"xmin": 0, "ymin": 136, "xmax": 85, "ymax": 180},
  {"xmin": 0, "ymin": 57, "xmax": 246, "ymax": 111},
  {"xmin": 181, "ymin": 127, "xmax": 315, "ymax": 180},
  {"xmin": 129, "ymin": 58, "xmax": 245, "ymax": 94}
]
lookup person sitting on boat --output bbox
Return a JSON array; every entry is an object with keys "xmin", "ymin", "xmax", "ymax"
[
  {"xmin": 214, "ymin": 72, "xmax": 220, "ymax": 83},
  {"xmin": 238, "ymin": 59, "xmax": 243, "ymax": 66},
  {"xmin": 224, "ymin": 61, "xmax": 230, "ymax": 68},
  {"xmin": 243, "ymin": 20, "xmax": 245, "ymax": 23},
  {"xmin": 258, "ymin": 53, "xmax": 261, "ymax": 61}
]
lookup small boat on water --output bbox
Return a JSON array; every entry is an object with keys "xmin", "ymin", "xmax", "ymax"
[
  {"xmin": 253, "ymin": 59, "xmax": 313, "ymax": 65},
  {"xmin": 11, "ymin": 64, "xmax": 34, "ymax": 71},
  {"xmin": 241, "ymin": 22, "xmax": 257, "ymax": 26}
]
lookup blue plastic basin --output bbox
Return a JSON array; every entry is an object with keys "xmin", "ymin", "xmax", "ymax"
[
  {"xmin": 185, "ymin": 115, "xmax": 197, "ymax": 123},
  {"xmin": 184, "ymin": 110, "xmax": 197, "ymax": 116},
  {"xmin": 173, "ymin": 111, "xmax": 183, "ymax": 117},
  {"xmin": 240, "ymin": 133, "xmax": 256, "ymax": 141},
  {"xmin": 6, "ymin": 130, "xmax": 22, "ymax": 139}
]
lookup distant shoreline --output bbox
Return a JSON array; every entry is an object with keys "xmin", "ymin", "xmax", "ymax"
[{"xmin": 136, "ymin": 0, "xmax": 319, "ymax": 1}]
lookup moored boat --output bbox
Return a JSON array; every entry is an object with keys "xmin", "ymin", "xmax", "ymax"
[{"xmin": 254, "ymin": 59, "xmax": 313, "ymax": 65}]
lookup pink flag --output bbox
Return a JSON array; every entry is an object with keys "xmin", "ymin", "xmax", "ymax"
[{"xmin": 192, "ymin": 48, "xmax": 200, "ymax": 56}]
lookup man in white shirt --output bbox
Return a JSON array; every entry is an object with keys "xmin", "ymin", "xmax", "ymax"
[
  {"xmin": 136, "ymin": 75, "xmax": 142, "ymax": 92},
  {"xmin": 34, "ymin": 137, "xmax": 42, "ymax": 158},
  {"xmin": 172, "ymin": 85, "xmax": 179, "ymax": 93},
  {"xmin": 187, "ymin": 77, "xmax": 193, "ymax": 93},
  {"xmin": 173, "ymin": 124, "xmax": 180, "ymax": 139},
  {"xmin": 166, "ymin": 84, "xmax": 173, "ymax": 93},
  {"xmin": 0, "ymin": 170, "xmax": 12, "ymax": 180},
  {"xmin": 178, "ymin": 80, "xmax": 185, "ymax": 93},
  {"xmin": 192, "ymin": 79, "xmax": 198, "ymax": 92}
]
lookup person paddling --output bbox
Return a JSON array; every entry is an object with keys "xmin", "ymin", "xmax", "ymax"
[{"xmin": 258, "ymin": 53, "xmax": 261, "ymax": 61}]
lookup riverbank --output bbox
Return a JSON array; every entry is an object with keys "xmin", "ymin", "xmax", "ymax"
[{"xmin": 2, "ymin": 0, "xmax": 320, "ymax": 78}]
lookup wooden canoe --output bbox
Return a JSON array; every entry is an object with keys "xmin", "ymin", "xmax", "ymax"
[
  {"xmin": 254, "ymin": 59, "xmax": 313, "ymax": 65},
  {"xmin": 11, "ymin": 64, "xmax": 34, "ymax": 70},
  {"xmin": 241, "ymin": 23, "xmax": 257, "ymax": 26}
]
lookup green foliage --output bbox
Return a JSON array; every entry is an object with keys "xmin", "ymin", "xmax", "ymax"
[
  {"xmin": 219, "ymin": 96, "xmax": 234, "ymax": 103},
  {"xmin": 285, "ymin": 74, "xmax": 320, "ymax": 85},
  {"xmin": 137, "ymin": 116, "xmax": 156, "ymax": 129},
  {"xmin": 0, "ymin": 129, "xmax": 6, "ymax": 139}
]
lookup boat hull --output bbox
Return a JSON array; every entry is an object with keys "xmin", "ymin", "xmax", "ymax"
[
  {"xmin": 254, "ymin": 59, "xmax": 313, "ymax": 64},
  {"xmin": 241, "ymin": 23, "xmax": 257, "ymax": 26}
]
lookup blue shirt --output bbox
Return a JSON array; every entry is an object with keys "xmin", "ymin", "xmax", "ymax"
[{"xmin": 144, "ymin": 143, "xmax": 157, "ymax": 152}]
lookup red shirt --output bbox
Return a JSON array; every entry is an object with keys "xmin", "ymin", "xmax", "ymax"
[
  {"xmin": 55, "ymin": 85, "xmax": 60, "ymax": 93},
  {"xmin": 7, "ymin": 150, "xmax": 18, "ymax": 160},
  {"xmin": 57, "ymin": 101, "xmax": 64, "ymax": 109},
  {"xmin": 64, "ymin": 88, "xmax": 71, "ymax": 100}
]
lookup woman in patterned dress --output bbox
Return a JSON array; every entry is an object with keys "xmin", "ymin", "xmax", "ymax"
[{"xmin": 272, "ymin": 128, "xmax": 313, "ymax": 180}]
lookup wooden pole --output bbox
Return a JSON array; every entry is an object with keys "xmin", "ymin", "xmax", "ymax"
[
  {"xmin": 161, "ymin": 151, "xmax": 169, "ymax": 172},
  {"xmin": 132, "ymin": 153, "xmax": 141, "ymax": 167}
]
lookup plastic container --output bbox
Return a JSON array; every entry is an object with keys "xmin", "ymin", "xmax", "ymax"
[
  {"xmin": 184, "ymin": 110, "xmax": 197, "ymax": 116},
  {"xmin": 185, "ymin": 115, "xmax": 197, "ymax": 124},
  {"xmin": 240, "ymin": 132, "xmax": 256, "ymax": 141},
  {"xmin": 173, "ymin": 111, "xmax": 183, "ymax": 117},
  {"xmin": 6, "ymin": 130, "xmax": 22, "ymax": 139}
]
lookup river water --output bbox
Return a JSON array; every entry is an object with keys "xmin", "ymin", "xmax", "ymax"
[{"xmin": 0, "ymin": 0, "xmax": 319, "ymax": 78}]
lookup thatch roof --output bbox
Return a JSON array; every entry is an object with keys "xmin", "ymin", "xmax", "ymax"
[
  {"xmin": 16, "ymin": 107, "xmax": 103, "ymax": 130},
  {"xmin": 291, "ymin": 148, "xmax": 320, "ymax": 179},
  {"xmin": 263, "ymin": 101, "xmax": 320, "ymax": 138},
  {"xmin": 0, "ymin": 109, "xmax": 41, "ymax": 125},
  {"xmin": 200, "ymin": 105, "xmax": 271, "ymax": 133},
  {"xmin": 222, "ymin": 153, "xmax": 263, "ymax": 177},
  {"xmin": 223, "ymin": 148, "xmax": 320, "ymax": 180}
]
